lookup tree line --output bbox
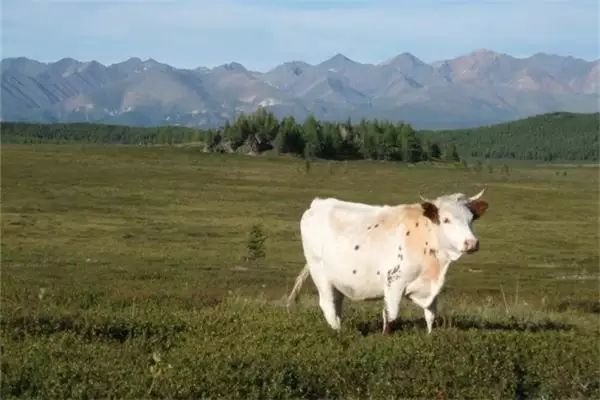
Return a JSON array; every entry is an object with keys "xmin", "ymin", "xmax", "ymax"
[
  {"xmin": 2, "ymin": 109, "xmax": 597, "ymax": 162},
  {"xmin": 1, "ymin": 108, "xmax": 460, "ymax": 163}
]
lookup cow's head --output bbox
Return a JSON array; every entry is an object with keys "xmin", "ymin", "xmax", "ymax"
[{"xmin": 419, "ymin": 189, "xmax": 488, "ymax": 260}]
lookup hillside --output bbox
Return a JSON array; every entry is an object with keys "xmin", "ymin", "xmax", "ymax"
[
  {"xmin": 2, "ymin": 111, "xmax": 597, "ymax": 162},
  {"xmin": 1, "ymin": 49, "xmax": 598, "ymax": 130},
  {"xmin": 420, "ymin": 111, "xmax": 599, "ymax": 161}
]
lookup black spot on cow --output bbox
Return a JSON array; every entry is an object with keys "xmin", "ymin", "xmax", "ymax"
[
  {"xmin": 374, "ymin": 224, "xmax": 379, "ymax": 228},
  {"xmin": 388, "ymin": 265, "xmax": 401, "ymax": 285},
  {"xmin": 429, "ymin": 248, "xmax": 437, "ymax": 256},
  {"xmin": 425, "ymin": 241, "xmax": 428, "ymax": 246},
  {"xmin": 367, "ymin": 226, "xmax": 372, "ymax": 230},
  {"xmin": 423, "ymin": 248, "xmax": 426, "ymax": 254},
  {"xmin": 415, "ymin": 222, "xmax": 419, "ymax": 227},
  {"xmin": 377, "ymin": 270, "xmax": 380, "ymax": 275},
  {"xmin": 354, "ymin": 245, "xmax": 360, "ymax": 250},
  {"xmin": 406, "ymin": 231, "xmax": 411, "ymax": 236},
  {"xmin": 353, "ymin": 270, "xmax": 357, "ymax": 274}
]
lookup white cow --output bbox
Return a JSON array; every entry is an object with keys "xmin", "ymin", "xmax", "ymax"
[{"xmin": 286, "ymin": 189, "xmax": 489, "ymax": 334}]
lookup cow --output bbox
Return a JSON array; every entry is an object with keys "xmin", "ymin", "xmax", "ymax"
[{"xmin": 286, "ymin": 189, "xmax": 489, "ymax": 335}]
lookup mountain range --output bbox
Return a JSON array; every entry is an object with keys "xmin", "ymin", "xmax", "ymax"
[{"xmin": 1, "ymin": 49, "xmax": 598, "ymax": 130}]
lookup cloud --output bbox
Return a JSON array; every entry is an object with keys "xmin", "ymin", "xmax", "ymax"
[{"xmin": 2, "ymin": 0, "xmax": 598, "ymax": 71}]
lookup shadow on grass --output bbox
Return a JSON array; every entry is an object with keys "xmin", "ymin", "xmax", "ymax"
[
  {"xmin": 3, "ymin": 315, "xmax": 188, "ymax": 343},
  {"xmin": 554, "ymin": 300, "xmax": 600, "ymax": 315},
  {"xmin": 356, "ymin": 314, "xmax": 574, "ymax": 337}
]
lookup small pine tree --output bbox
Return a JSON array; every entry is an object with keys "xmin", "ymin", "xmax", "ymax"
[
  {"xmin": 304, "ymin": 159, "xmax": 311, "ymax": 174},
  {"xmin": 246, "ymin": 223, "xmax": 267, "ymax": 263}
]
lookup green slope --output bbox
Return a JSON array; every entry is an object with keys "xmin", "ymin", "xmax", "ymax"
[{"xmin": 420, "ymin": 111, "xmax": 599, "ymax": 161}]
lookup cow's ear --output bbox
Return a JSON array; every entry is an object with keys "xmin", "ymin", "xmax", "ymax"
[
  {"xmin": 421, "ymin": 201, "xmax": 440, "ymax": 224},
  {"xmin": 469, "ymin": 199, "xmax": 488, "ymax": 220}
]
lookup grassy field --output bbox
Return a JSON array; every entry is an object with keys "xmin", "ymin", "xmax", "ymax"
[{"xmin": 1, "ymin": 145, "xmax": 599, "ymax": 399}]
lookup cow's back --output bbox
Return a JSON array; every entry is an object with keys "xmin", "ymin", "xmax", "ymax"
[
  {"xmin": 301, "ymin": 198, "xmax": 379, "ymax": 257},
  {"xmin": 303, "ymin": 196, "xmax": 382, "ymax": 232}
]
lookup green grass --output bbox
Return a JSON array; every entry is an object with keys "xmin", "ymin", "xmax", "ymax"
[{"xmin": 2, "ymin": 144, "xmax": 599, "ymax": 399}]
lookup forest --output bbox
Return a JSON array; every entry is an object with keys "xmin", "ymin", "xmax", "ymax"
[
  {"xmin": 2, "ymin": 109, "xmax": 598, "ymax": 162},
  {"xmin": 421, "ymin": 111, "xmax": 599, "ymax": 161}
]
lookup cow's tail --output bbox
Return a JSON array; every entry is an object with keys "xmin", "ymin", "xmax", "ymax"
[{"xmin": 286, "ymin": 264, "xmax": 310, "ymax": 310}]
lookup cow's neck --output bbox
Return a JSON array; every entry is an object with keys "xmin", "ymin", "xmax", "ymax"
[
  {"xmin": 430, "ymin": 229, "xmax": 463, "ymax": 284},
  {"xmin": 431, "ymin": 226, "xmax": 463, "ymax": 262},
  {"xmin": 425, "ymin": 248, "xmax": 457, "ymax": 289},
  {"xmin": 442, "ymin": 248, "xmax": 463, "ymax": 262}
]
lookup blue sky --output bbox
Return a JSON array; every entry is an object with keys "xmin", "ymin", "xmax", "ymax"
[{"xmin": 2, "ymin": 0, "xmax": 598, "ymax": 71}]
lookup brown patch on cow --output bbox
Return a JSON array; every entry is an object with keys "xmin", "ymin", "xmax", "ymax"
[
  {"xmin": 469, "ymin": 199, "xmax": 489, "ymax": 220},
  {"xmin": 354, "ymin": 244, "xmax": 360, "ymax": 250},
  {"xmin": 347, "ymin": 203, "xmax": 442, "ymax": 284},
  {"xmin": 349, "ymin": 205, "xmax": 439, "ymax": 277},
  {"xmin": 426, "ymin": 256, "xmax": 441, "ymax": 281},
  {"xmin": 421, "ymin": 201, "xmax": 440, "ymax": 225},
  {"xmin": 370, "ymin": 204, "xmax": 435, "ymax": 237},
  {"xmin": 365, "ymin": 205, "xmax": 419, "ymax": 234},
  {"xmin": 384, "ymin": 204, "xmax": 441, "ymax": 281},
  {"xmin": 353, "ymin": 269, "xmax": 357, "ymax": 274},
  {"xmin": 367, "ymin": 226, "xmax": 372, "ymax": 230}
]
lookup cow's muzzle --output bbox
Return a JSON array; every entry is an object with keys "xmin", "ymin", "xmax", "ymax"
[{"xmin": 464, "ymin": 239, "xmax": 479, "ymax": 254}]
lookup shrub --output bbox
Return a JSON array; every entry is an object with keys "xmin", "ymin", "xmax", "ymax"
[{"xmin": 245, "ymin": 223, "xmax": 267, "ymax": 263}]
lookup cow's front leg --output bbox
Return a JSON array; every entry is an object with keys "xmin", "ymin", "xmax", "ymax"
[
  {"xmin": 424, "ymin": 296, "xmax": 438, "ymax": 334},
  {"xmin": 382, "ymin": 266, "xmax": 407, "ymax": 335}
]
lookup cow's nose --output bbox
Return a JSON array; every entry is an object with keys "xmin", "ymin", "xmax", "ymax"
[{"xmin": 464, "ymin": 239, "xmax": 479, "ymax": 253}]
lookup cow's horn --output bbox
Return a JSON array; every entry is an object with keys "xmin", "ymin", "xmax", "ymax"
[{"xmin": 469, "ymin": 188, "xmax": 486, "ymax": 202}]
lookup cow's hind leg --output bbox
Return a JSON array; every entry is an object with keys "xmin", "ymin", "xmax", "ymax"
[{"xmin": 311, "ymin": 269, "xmax": 343, "ymax": 331}]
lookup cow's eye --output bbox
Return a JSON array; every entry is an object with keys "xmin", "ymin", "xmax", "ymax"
[{"xmin": 443, "ymin": 218, "xmax": 451, "ymax": 224}]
